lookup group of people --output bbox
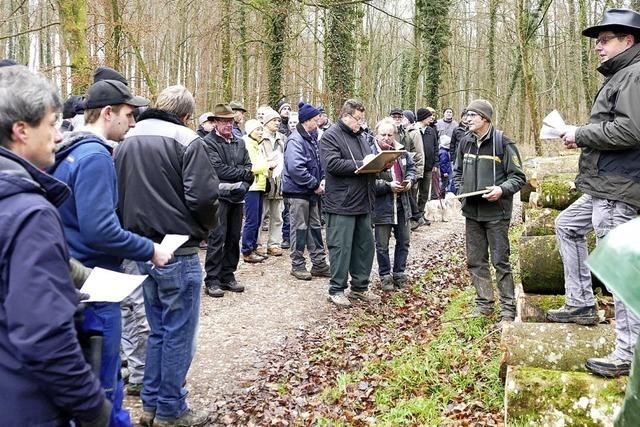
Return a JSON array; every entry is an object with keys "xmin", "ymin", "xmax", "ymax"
[{"xmin": 1, "ymin": 6, "xmax": 639, "ymax": 427}]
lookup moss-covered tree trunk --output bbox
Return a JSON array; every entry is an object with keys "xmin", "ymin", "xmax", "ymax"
[
  {"xmin": 536, "ymin": 173, "xmax": 582, "ymax": 210},
  {"xmin": 578, "ymin": 0, "xmax": 595, "ymax": 109},
  {"xmin": 57, "ymin": 0, "xmax": 92, "ymax": 93},
  {"xmin": 221, "ymin": 0, "xmax": 233, "ymax": 102},
  {"xmin": 324, "ymin": 2, "xmax": 359, "ymax": 116},
  {"xmin": 523, "ymin": 155, "xmax": 580, "ymax": 188},
  {"xmin": 523, "ymin": 207, "xmax": 560, "ymax": 236},
  {"xmin": 238, "ymin": 1, "xmax": 248, "ymax": 104},
  {"xmin": 265, "ymin": 0, "xmax": 290, "ymax": 108},
  {"xmin": 500, "ymin": 322, "xmax": 615, "ymax": 373},
  {"xmin": 505, "ymin": 366, "xmax": 626, "ymax": 426},
  {"xmin": 415, "ymin": 0, "xmax": 449, "ymax": 108}
]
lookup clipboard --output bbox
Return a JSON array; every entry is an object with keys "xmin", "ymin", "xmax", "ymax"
[
  {"xmin": 355, "ymin": 150, "xmax": 406, "ymax": 174},
  {"xmin": 450, "ymin": 189, "xmax": 491, "ymax": 199}
]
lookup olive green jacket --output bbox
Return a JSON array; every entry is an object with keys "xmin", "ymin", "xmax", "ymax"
[
  {"xmin": 575, "ymin": 42, "xmax": 640, "ymax": 208},
  {"xmin": 453, "ymin": 126, "xmax": 526, "ymax": 221}
]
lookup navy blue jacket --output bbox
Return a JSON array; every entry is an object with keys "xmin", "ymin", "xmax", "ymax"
[
  {"xmin": 282, "ymin": 123, "xmax": 324, "ymax": 200},
  {"xmin": 0, "ymin": 147, "xmax": 105, "ymax": 426},
  {"xmin": 50, "ymin": 131, "xmax": 154, "ymax": 270}
]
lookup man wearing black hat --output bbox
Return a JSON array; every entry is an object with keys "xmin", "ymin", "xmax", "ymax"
[
  {"xmin": 49, "ymin": 79, "xmax": 173, "ymax": 424},
  {"xmin": 547, "ymin": 8, "xmax": 640, "ymax": 378},
  {"xmin": 453, "ymin": 99, "xmax": 525, "ymax": 327},
  {"xmin": 412, "ymin": 107, "xmax": 438, "ymax": 227}
]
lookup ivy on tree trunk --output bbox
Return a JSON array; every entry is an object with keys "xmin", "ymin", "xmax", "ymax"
[{"xmin": 265, "ymin": 0, "xmax": 290, "ymax": 108}]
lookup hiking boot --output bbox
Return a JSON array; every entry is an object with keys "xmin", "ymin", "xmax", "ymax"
[
  {"xmin": 154, "ymin": 408, "xmax": 210, "ymax": 427},
  {"xmin": 255, "ymin": 246, "xmax": 268, "ymax": 256},
  {"xmin": 291, "ymin": 269, "xmax": 312, "ymax": 281},
  {"xmin": 586, "ymin": 353, "xmax": 631, "ymax": 378},
  {"xmin": 242, "ymin": 252, "xmax": 263, "ymax": 264},
  {"xmin": 328, "ymin": 292, "xmax": 352, "ymax": 308},
  {"xmin": 393, "ymin": 274, "xmax": 408, "ymax": 289},
  {"xmin": 348, "ymin": 290, "xmax": 381, "ymax": 303},
  {"xmin": 310, "ymin": 264, "xmax": 331, "ymax": 277},
  {"xmin": 220, "ymin": 280, "xmax": 244, "ymax": 293},
  {"xmin": 410, "ymin": 219, "xmax": 421, "ymax": 231},
  {"xmin": 280, "ymin": 240, "xmax": 291, "ymax": 249},
  {"xmin": 204, "ymin": 284, "xmax": 224, "ymax": 298},
  {"xmin": 252, "ymin": 250, "xmax": 268, "ymax": 261},
  {"xmin": 268, "ymin": 246, "xmax": 283, "ymax": 256},
  {"xmin": 471, "ymin": 307, "xmax": 494, "ymax": 318},
  {"xmin": 547, "ymin": 304, "xmax": 598, "ymax": 326},
  {"xmin": 127, "ymin": 382, "xmax": 143, "ymax": 396},
  {"xmin": 139, "ymin": 409, "xmax": 155, "ymax": 427},
  {"xmin": 380, "ymin": 275, "xmax": 395, "ymax": 292}
]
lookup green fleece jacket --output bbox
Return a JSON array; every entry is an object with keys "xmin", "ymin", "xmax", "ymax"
[{"xmin": 453, "ymin": 126, "xmax": 526, "ymax": 221}]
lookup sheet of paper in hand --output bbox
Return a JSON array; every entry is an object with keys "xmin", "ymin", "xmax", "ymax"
[
  {"xmin": 355, "ymin": 150, "xmax": 406, "ymax": 174},
  {"xmin": 540, "ymin": 110, "xmax": 566, "ymax": 140},
  {"xmin": 80, "ymin": 267, "xmax": 148, "ymax": 302}
]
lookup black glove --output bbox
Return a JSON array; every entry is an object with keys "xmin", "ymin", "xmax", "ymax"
[{"xmin": 229, "ymin": 181, "xmax": 251, "ymax": 199}]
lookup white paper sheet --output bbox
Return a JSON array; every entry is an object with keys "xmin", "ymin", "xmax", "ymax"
[
  {"xmin": 80, "ymin": 267, "xmax": 148, "ymax": 302},
  {"xmin": 540, "ymin": 110, "xmax": 567, "ymax": 140},
  {"xmin": 159, "ymin": 234, "xmax": 189, "ymax": 253}
]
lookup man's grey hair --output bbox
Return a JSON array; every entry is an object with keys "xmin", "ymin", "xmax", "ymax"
[
  {"xmin": 375, "ymin": 117, "xmax": 396, "ymax": 135},
  {"xmin": 0, "ymin": 65, "xmax": 61, "ymax": 147},
  {"xmin": 340, "ymin": 99, "xmax": 365, "ymax": 118},
  {"xmin": 156, "ymin": 85, "xmax": 195, "ymax": 118}
]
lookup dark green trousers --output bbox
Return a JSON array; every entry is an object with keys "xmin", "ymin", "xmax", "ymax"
[{"xmin": 326, "ymin": 213, "xmax": 375, "ymax": 295}]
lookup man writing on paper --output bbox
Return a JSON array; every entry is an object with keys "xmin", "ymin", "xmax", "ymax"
[
  {"xmin": 547, "ymin": 8, "xmax": 640, "ymax": 379},
  {"xmin": 452, "ymin": 100, "xmax": 525, "ymax": 326},
  {"xmin": 320, "ymin": 99, "xmax": 380, "ymax": 308},
  {"xmin": 116, "ymin": 85, "xmax": 219, "ymax": 426},
  {"xmin": 0, "ymin": 65, "xmax": 112, "ymax": 427}
]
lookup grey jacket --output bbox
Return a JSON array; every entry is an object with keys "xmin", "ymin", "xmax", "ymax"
[{"xmin": 575, "ymin": 42, "xmax": 640, "ymax": 208}]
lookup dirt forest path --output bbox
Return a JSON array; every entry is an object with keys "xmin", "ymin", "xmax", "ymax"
[{"xmin": 125, "ymin": 215, "xmax": 465, "ymax": 422}]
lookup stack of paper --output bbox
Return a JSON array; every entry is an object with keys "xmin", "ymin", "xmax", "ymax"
[{"xmin": 540, "ymin": 110, "xmax": 566, "ymax": 140}]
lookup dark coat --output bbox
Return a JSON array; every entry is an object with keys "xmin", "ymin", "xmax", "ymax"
[
  {"xmin": 421, "ymin": 125, "xmax": 439, "ymax": 170},
  {"xmin": 450, "ymin": 122, "xmax": 468, "ymax": 159},
  {"xmin": 0, "ymin": 147, "xmax": 106, "ymax": 426},
  {"xmin": 319, "ymin": 119, "xmax": 375, "ymax": 215},
  {"xmin": 372, "ymin": 144, "xmax": 416, "ymax": 225},
  {"xmin": 203, "ymin": 130, "xmax": 254, "ymax": 203},
  {"xmin": 115, "ymin": 109, "xmax": 220, "ymax": 247},
  {"xmin": 575, "ymin": 43, "xmax": 640, "ymax": 208},
  {"xmin": 453, "ymin": 127, "xmax": 526, "ymax": 221},
  {"xmin": 282, "ymin": 123, "xmax": 324, "ymax": 200}
]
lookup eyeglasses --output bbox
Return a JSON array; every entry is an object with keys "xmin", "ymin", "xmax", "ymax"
[
  {"xmin": 595, "ymin": 34, "xmax": 627, "ymax": 46},
  {"xmin": 465, "ymin": 112, "xmax": 479, "ymax": 119},
  {"xmin": 347, "ymin": 113, "xmax": 365, "ymax": 124}
]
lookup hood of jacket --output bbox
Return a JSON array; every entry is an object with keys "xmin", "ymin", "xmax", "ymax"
[
  {"xmin": 51, "ymin": 130, "xmax": 112, "ymax": 173},
  {"xmin": 0, "ymin": 146, "xmax": 70, "ymax": 207}
]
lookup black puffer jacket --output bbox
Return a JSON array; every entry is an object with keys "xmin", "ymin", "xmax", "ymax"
[
  {"xmin": 203, "ymin": 130, "xmax": 254, "ymax": 204},
  {"xmin": 115, "ymin": 109, "xmax": 219, "ymax": 247},
  {"xmin": 575, "ymin": 43, "xmax": 640, "ymax": 208}
]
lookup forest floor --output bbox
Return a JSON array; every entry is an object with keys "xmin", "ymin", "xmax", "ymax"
[{"xmin": 124, "ymin": 210, "xmax": 510, "ymax": 426}]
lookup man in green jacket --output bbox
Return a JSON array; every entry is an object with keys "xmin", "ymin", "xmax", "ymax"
[
  {"xmin": 547, "ymin": 8, "xmax": 640, "ymax": 379},
  {"xmin": 452, "ymin": 99, "xmax": 526, "ymax": 324}
]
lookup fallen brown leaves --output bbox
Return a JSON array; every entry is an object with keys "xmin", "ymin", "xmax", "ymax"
[{"xmin": 208, "ymin": 231, "xmax": 504, "ymax": 426}]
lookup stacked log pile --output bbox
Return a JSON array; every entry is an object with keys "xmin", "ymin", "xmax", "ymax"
[{"xmin": 502, "ymin": 155, "xmax": 625, "ymax": 425}]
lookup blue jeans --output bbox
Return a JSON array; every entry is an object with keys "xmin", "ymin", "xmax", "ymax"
[
  {"xmin": 137, "ymin": 254, "xmax": 202, "ymax": 420},
  {"xmin": 374, "ymin": 212, "xmax": 411, "ymax": 277},
  {"xmin": 241, "ymin": 191, "xmax": 263, "ymax": 255}
]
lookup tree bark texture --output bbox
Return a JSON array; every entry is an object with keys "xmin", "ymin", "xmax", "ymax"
[
  {"xmin": 534, "ymin": 173, "xmax": 582, "ymax": 210},
  {"xmin": 523, "ymin": 207, "xmax": 560, "ymax": 236}
]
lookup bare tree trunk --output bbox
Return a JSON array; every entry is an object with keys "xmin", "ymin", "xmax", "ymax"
[{"xmin": 488, "ymin": 0, "xmax": 498, "ymax": 93}]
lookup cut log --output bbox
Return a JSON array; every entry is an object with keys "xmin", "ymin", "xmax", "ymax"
[
  {"xmin": 519, "ymin": 235, "xmax": 597, "ymax": 294},
  {"xmin": 523, "ymin": 207, "xmax": 560, "ymax": 236},
  {"xmin": 537, "ymin": 173, "xmax": 582, "ymax": 210},
  {"xmin": 505, "ymin": 365, "xmax": 626, "ymax": 426},
  {"xmin": 520, "ymin": 182, "xmax": 534, "ymax": 203},
  {"xmin": 517, "ymin": 293, "xmax": 615, "ymax": 323},
  {"xmin": 523, "ymin": 155, "xmax": 580, "ymax": 184},
  {"xmin": 500, "ymin": 322, "xmax": 615, "ymax": 373}
]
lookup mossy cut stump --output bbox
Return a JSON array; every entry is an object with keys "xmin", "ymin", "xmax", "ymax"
[
  {"xmin": 523, "ymin": 155, "xmax": 580, "ymax": 185},
  {"xmin": 500, "ymin": 322, "xmax": 615, "ymax": 373},
  {"xmin": 517, "ymin": 293, "xmax": 615, "ymax": 323},
  {"xmin": 520, "ymin": 235, "xmax": 596, "ymax": 294},
  {"xmin": 505, "ymin": 366, "xmax": 626, "ymax": 426},
  {"xmin": 523, "ymin": 207, "xmax": 561, "ymax": 236},
  {"xmin": 537, "ymin": 173, "xmax": 582, "ymax": 210}
]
